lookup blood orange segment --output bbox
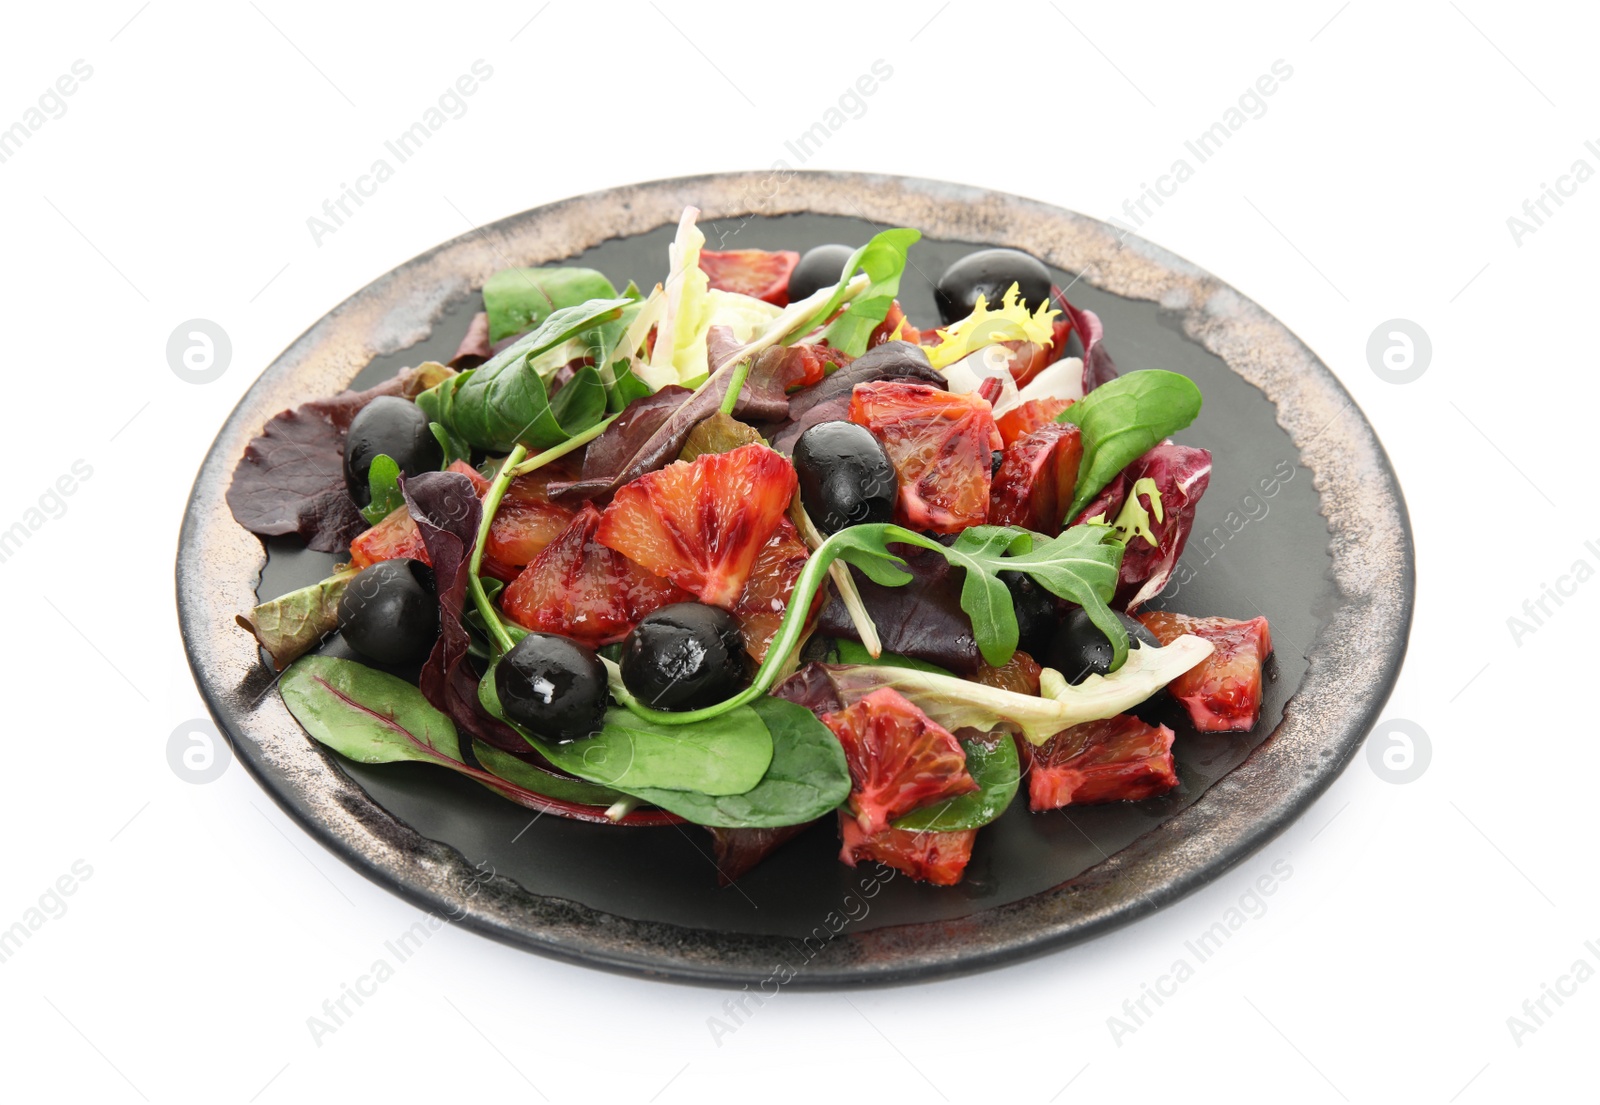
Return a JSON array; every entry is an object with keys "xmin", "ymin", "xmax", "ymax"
[
  {"xmin": 349, "ymin": 460, "xmax": 487, "ymax": 569},
  {"xmin": 502, "ymin": 503, "xmax": 691, "ymax": 648},
  {"xmin": 1137, "ymin": 611, "xmax": 1273, "ymax": 732},
  {"xmin": 996, "ymin": 396, "xmax": 1074, "ymax": 447},
  {"xmin": 727, "ymin": 518, "xmax": 815, "ymax": 661},
  {"xmin": 485, "ymin": 458, "xmax": 579, "ymax": 569},
  {"xmin": 1023, "ymin": 714, "xmax": 1178, "ymax": 809},
  {"xmin": 596, "ymin": 442, "xmax": 798, "ymax": 608},
  {"xmin": 989, "ymin": 422, "xmax": 1082, "ymax": 535},
  {"xmin": 821, "ymin": 687, "xmax": 978, "ymax": 836},
  {"xmin": 349, "ymin": 506, "xmax": 428, "ymax": 569},
  {"xmin": 971, "ymin": 650, "xmax": 1043, "ymax": 695},
  {"xmin": 837, "ymin": 812, "xmax": 977, "ymax": 886},
  {"xmin": 848, "ymin": 381, "xmax": 1001, "ymax": 534},
  {"xmin": 698, "ymin": 248, "xmax": 800, "ymax": 305}
]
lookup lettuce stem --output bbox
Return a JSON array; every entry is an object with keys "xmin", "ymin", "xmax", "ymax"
[
  {"xmin": 469, "ymin": 445, "xmax": 527, "ymax": 656},
  {"xmin": 508, "ymin": 415, "xmax": 617, "ymax": 478}
]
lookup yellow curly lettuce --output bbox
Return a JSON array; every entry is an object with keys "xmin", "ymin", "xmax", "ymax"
[{"xmin": 924, "ymin": 283, "xmax": 1060, "ymax": 371}]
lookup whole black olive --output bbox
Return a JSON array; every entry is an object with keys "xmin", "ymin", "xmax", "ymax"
[
  {"xmin": 1001, "ymin": 571, "xmax": 1059, "ymax": 657},
  {"xmin": 495, "ymin": 632, "xmax": 609, "ymax": 743},
  {"xmin": 336, "ymin": 559, "xmax": 439, "ymax": 664},
  {"xmin": 792, "ymin": 421, "xmax": 897, "ymax": 534},
  {"xmin": 621, "ymin": 604, "xmax": 747, "ymax": 712},
  {"xmin": 933, "ymin": 248, "xmax": 1054, "ymax": 326},
  {"xmin": 1042, "ymin": 607, "xmax": 1162, "ymax": 685},
  {"xmin": 344, "ymin": 396, "xmax": 443, "ymax": 507},
  {"xmin": 786, "ymin": 243, "xmax": 857, "ymax": 303}
]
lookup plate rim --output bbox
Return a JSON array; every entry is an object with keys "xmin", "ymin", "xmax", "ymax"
[{"xmin": 178, "ymin": 170, "xmax": 1414, "ymax": 988}]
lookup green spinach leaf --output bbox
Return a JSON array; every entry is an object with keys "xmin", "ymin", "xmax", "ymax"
[
  {"xmin": 359, "ymin": 454, "xmax": 404, "ymax": 525},
  {"xmin": 1057, "ymin": 369, "xmax": 1203, "ymax": 522},
  {"xmin": 483, "ymin": 266, "xmax": 618, "ymax": 343},
  {"xmin": 237, "ymin": 567, "xmax": 357, "ymax": 671},
  {"xmin": 419, "ymin": 297, "xmax": 629, "ymax": 453},
  {"xmin": 479, "ymin": 658, "xmax": 774, "ymax": 795},
  {"xmin": 893, "ymin": 734, "xmax": 1020, "ymax": 831},
  {"xmin": 470, "ymin": 740, "xmax": 625, "ymax": 807},
  {"xmin": 618, "ymin": 697, "xmax": 851, "ymax": 827}
]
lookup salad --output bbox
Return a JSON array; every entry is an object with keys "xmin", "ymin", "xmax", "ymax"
[{"xmin": 227, "ymin": 208, "xmax": 1273, "ymax": 888}]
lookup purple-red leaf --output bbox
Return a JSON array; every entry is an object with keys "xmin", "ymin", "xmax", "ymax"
[
  {"xmin": 227, "ymin": 366, "xmax": 446, "ymax": 553},
  {"xmin": 401, "ymin": 470, "xmax": 527, "ymax": 754},
  {"xmin": 759, "ymin": 340, "xmax": 946, "ymax": 455},
  {"xmin": 1053, "ymin": 287, "xmax": 1119, "ymax": 394},
  {"xmin": 1112, "ymin": 443, "xmax": 1212, "ymax": 611},
  {"xmin": 815, "ymin": 545, "xmax": 983, "ymax": 676}
]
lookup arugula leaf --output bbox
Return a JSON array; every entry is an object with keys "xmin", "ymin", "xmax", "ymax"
[
  {"xmin": 483, "ymin": 266, "xmax": 618, "ymax": 343},
  {"xmin": 479, "ymin": 657, "xmax": 774, "ymax": 795},
  {"xmin": 825, "ymin": 523, "xmax": 1125, "ymax": 669},
  {"xmin": 816, "ymin": 228, "xmax": 921, "ymax": 357},
  {"xmin": 892, "ymin": 734, "xmax": 1020, "ymax": 831},
  {"xmin": 1057, "ymin": 369, "xmax": 1203, "ymax": 522},
  {"xmin": 359, "ymin": 454, "xmax": 404, "ymax": 525},
  {"xmin": 812, "ymin": 636, "xmax": 1214, "ymax": 744},
  {"xmin": 236, "ymin": 567, "xmax": 357, "ymax": 671},
  {"xmin": 616, "ymin": 697, "xmax": 851, "ymax": 827},
  {"xmin": 609, "ymin": 521, "xmax": 1121, "ymax": 726},
  {"xmin": 967, "ymin": 524, "xmax": 1127, "ymax": 666},
  {"xmin": 418, "ymin": 297, "xmax": 629, "ymax": 453}
]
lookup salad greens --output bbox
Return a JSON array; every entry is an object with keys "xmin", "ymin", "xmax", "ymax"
[
  {"xmin": 1057, "ymin": 369, "xmax": 1203, "ymax": 522},
  {"xmin": 479, "ymin": 656, "xmax": 775, "ymax": 794},
  {"xmin": 483, "ymin": 265, "xmax": 618, "ymax": 343},
  {"xmin": 359, "ymin": 454, "xmax": 404, "ymax": 525},
  {"xmin": 232, "ymin": 208, "xmax": 1238, "ymax": 886},
  {"xmin": 813, "ymin": 636, "xmax": 1213, "ymax": 745},
  {"xmin": 603, "ymin": 697, "xmax": 852, "ymax": 828},
  {"xmin": 417, "ymin": 297, "xmax": 630, "ymax": 453},
  {"xmin": 816, "ymin": 228, "xmax": 921, "ymax": 357},
  {"xmin": 892, "ymin": 734, "xmax": 1020, "ymax": 832},
  {"xmin": 237, "ymin": 567, "xmax": 357, "ymax": 670}
]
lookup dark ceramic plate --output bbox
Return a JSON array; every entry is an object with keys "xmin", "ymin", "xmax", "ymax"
[{"xmin": 178, "ymin": 173, "xmax": 1412, "ymax": 987}]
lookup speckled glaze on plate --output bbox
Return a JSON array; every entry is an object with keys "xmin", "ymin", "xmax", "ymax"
[{"xmin": 178, "ymin": 172, "xmax": 1412, "ymax": 987}]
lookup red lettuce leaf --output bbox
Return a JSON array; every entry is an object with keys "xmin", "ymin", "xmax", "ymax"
[
  {"xmin": 402, "ymin": 470, "xmax": 528, "ymax": 755},
  {"xmin": 547, "ymin": 327, "xmax": 796, "ymax": 504},
  {"xmin": 1113, "ymin": 443, "xmax": 1211, "ymax": 611},
  {"xmin": 450, "ymin": 312, "xmax": 495, "ymax": 368},
  {"xmin": 227, "ymin": 366, "xmax": 443, "ymax": 553},
  {"xmin": 707, "ymin": 823, "xmax": 814, "ymax": 885},
  {"xmin": 1052, "ymin": 286, "xmax": 1119, "ymax": 394},
  {"xmin": 772, "ymin": 662, "xmax": 848, "ymax": 717},
  {"xmin": 815, "ymin": 546, "xmax": 983, "ymax": 676}
]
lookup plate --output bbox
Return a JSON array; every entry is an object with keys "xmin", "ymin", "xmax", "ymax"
[{"xmin": 178, "ymin": 172, "xmax": 1413, "ymax": 986}]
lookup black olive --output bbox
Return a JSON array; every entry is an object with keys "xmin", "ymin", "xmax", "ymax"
[
  {"xmin": 344, "ymin": 396, "xmax": 444, "ymax": 507},
  {"xmin": 1041, "ymin": 607, "xmax": 1162, "ymax": 685},
  {"xmin": 621, "ymin": 604, "xmax": 747, "ymax": 712},
  {"xmin": 337, "ymin": 559, "xmax": 439, "ymax": 664},
  {"xmin": 495, "ymin": 633, "xmax": 608, "ymax": 743},
  {"xmin": 934, "ymin": 248, "xmax": 1054, "ymax": 326},
  {"xmin": 786, "ymin": 243, "xmax": 857, "ymax": 303},
  {"xmin": 792, "ymin": 421, "xmax": 897, "ymax": 535},
  {"xmin": 1001, "ymin": 571, "xmax": 1059, "ymax": 657}
]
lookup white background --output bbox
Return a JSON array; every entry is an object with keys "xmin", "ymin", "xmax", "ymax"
[{"xmin": 0, "ymin": 2, "xmax": 1592, "ymax": 1101}]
